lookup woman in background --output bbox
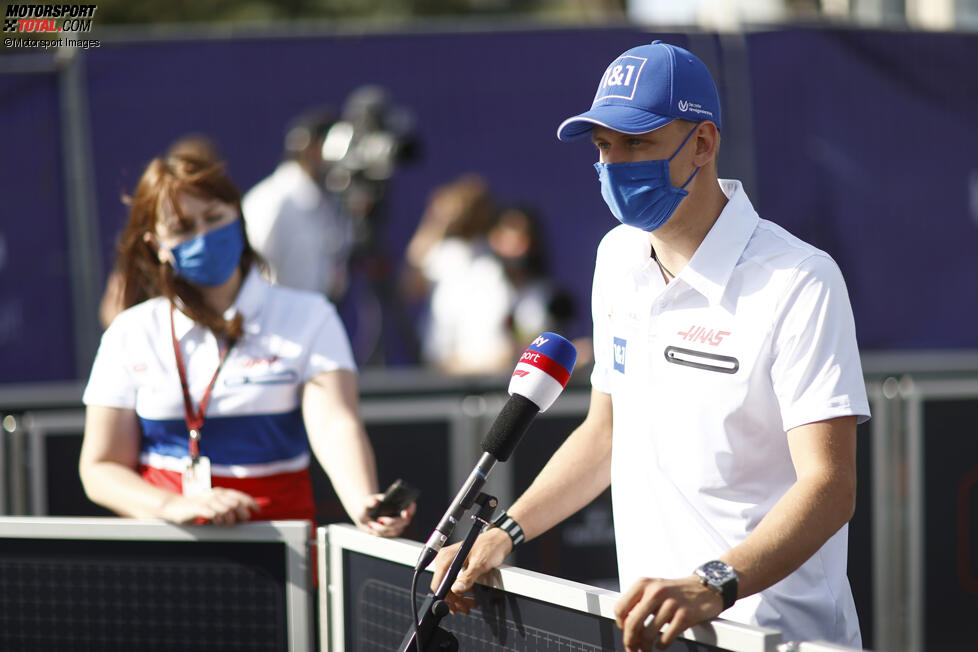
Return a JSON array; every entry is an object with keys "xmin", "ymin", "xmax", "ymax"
[
  {"xmin": 402, "ymin": 174, "xmax": 515, "ymax": 374},
  {"xmin": 80, "ymin": 147, "xmax": 412, "ymax": 534}
]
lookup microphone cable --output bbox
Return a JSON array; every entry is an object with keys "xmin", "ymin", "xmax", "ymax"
[{"xmin": 410, "ymin": 565, "xmax": 423, "ymax": 651}]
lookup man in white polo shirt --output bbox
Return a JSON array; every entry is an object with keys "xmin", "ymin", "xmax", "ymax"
[{"xmin": 431, "ymin": 40, "xmax": 870, "ymax": 650}]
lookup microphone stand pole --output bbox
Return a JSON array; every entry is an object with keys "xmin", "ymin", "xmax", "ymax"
[{"xmin": 399, "ymin": 493, "xmax": 498, "ymax": 652}]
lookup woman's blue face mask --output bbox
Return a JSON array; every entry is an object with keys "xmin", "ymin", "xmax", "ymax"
[
  {"xmin": 167, "ymin": 219, "xmax": 244, "ymax": 287},
  {"xmin": 594, "ymin": 124, "xmax": 700, "ymax": 232}
]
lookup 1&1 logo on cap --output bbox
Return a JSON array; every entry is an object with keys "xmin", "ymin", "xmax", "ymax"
[
  {"xmin": 613, "ymin": 337, "xmax": 627, "ymax": 373},
  {"xmin": 596, "ymin": 55, "xmax": 647, "ymax": 103}
]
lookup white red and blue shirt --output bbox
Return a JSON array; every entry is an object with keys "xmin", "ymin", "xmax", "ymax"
[
  {"xmin": 591, "ymin": 180, "xmax": 870, "ymax": 646},
  {"xmin": 83, "ymin": 267, "xmax": 356, "ymax": 521}
]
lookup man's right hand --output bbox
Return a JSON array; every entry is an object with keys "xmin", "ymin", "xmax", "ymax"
[{"xmin": 429, "ymin": 527, "xmax": 514, "ymax": 614}]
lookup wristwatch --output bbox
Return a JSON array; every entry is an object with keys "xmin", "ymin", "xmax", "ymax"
[
  {"xmin": 486, "ymin": 510, "xmax": 525, "ymax": 548},
  {"xmin": 694, "ymin": 560, "xmax": 739, "ymax": 611}
]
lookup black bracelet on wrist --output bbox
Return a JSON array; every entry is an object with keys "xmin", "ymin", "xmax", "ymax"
[{"xmin": 487, "ymin": 510, "xmax": 525, "ymax": 547}]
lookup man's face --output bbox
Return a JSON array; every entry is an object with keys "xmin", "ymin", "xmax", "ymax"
[{"xmin": 591, "ymin": 122, "xmax": 699, "ymax": 188}]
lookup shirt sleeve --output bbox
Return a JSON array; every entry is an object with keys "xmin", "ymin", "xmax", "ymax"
[
  {"xmin": 303, "ymin": 296, "xmax": 357, "ymax": 382},
  {"xmin": 770, "ymin": 253, "xmax": 871, "ymax": 431},
  {"xmin": 589, "ymin": 236, "xmax": 614, "ymax": 394},
  {"xmin": 82, "ymin": 316, "xmax": 138, "ymax": 409}
]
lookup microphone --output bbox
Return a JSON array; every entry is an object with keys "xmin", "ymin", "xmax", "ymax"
[{"xmin": 417, "ymin": 332, "xmax": 577, "ymax": 570}]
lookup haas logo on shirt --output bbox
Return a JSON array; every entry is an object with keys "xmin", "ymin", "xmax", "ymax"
[
  {"xmin": 677, "ymin": 325, "xmax": 731, "ymax": 347},
  {"xmin": 613, "ymin": 337, "xmax": 627, "ymax": 373}
]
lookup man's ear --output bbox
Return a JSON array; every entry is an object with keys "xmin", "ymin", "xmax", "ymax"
[{"xmin": 692, "ymin": 121, "xmax": 720, "ymax": 167}]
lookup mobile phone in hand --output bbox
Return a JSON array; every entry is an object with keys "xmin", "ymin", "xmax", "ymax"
[{"xmin": 368, "ymin": 479, "xmax": 420, "ymax": 519}]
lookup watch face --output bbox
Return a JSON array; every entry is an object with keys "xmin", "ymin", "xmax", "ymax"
[{"xmin": 700, "ymin": 561, "xmax": 733, "ymax": 583}]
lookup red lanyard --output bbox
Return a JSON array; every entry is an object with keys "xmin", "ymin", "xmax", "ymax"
[{"xmin": 170, "ymin": 304, "xmax": 236, "ymax": 461}]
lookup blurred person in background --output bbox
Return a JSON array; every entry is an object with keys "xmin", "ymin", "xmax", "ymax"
[
  {"xmin": 243, "ymin": 107, "xmax": 354, "ymax": 302},
  {"xmin": 402, "ymin": 173, "xmax": 516, "ymax": 375},
  {"xmin": 80, "ymin": 146, "xmax": 412, "ymax": 535},
  {"xmin": 487, "ymin": 204, "xmax": 587, "ymax": 362}
]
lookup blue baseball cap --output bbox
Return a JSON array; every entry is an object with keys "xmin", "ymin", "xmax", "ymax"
[{"xmin": 557, "ymin": 40, "xmax": 722, "ymax": 142}]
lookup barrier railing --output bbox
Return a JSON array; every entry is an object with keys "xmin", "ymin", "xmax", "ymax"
[
  {"xmin": 0, "ymin": 415, "xmax": 6, "ymax": 516},
  {"xmin": 0, "ymin": 516, "xmax": 867, "ymax": 652},
  {"xmin": 319, "ymin": 523, "xmax": 783, "ymax": 652},
  {"xmin": 3, "ymin": 357, "xmax": 978, "ymax": 651},
  {"xmin": 899, "ymin": 377, "xmax": 978, "ymax": 652},
  {"xmin": 0, "ymin": 517, "xmax": 312, "ymax": 651}
]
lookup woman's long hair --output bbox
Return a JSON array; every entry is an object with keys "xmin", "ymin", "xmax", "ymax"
[{"xmin": 114, "ymin": 148, "xmax": 259, "ymax": 339}]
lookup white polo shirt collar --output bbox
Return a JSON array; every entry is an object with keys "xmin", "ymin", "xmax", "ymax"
[
  {"xmin": 170, "ymin": 265, "xmax": 265, "ymax": 339},
  {"xmin": 680, "ymin": 179, "xmax": 758, "ymax": 307},
  {"xmin": 232, "ymin": 265, "xmax": 266, "ymax": 326}
]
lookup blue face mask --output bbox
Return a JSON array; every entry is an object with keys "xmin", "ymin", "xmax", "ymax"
[
  {"xmin": 167, "ymin": 219, "xmax": 244, "ymax": 287},
  {"xmin": 594, "ymin": 124, "xmax": 700, "ymax": 232}
]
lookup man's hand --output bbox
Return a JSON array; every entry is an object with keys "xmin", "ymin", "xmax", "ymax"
[
  {"xmin": 428, "ymin": 528, "xmax": 513, "ymax": 613},
  {"xmin": 614, "ymin": 575, "xmax": 724, "ymax": 651}
]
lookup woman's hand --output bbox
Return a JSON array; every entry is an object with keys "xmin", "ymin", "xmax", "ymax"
[
  {"xmin": 356, "ymin": 493, "xmax": 416, "ymax": 537},
  {"xmin": 159, "ymin": 487, "xmax": 260, "ymax": 526}
]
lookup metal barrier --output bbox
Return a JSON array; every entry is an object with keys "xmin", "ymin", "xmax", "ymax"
[
  {"xmin": 0, "ymin": 515, "xmax": 867, "ymax": 652},
  {"xmin": 0, "ymin": 414, "xmax": 7, "ymax": 516},
  {"xmin": 900, "ymin": 377, "xmax": 978, "ymax": 652},
  {"xmin": 318, "ymin": 523, "xmax": 783, "ymax": 652},
  {"xmin": 22, "ymin": 409, "xmax": 87, "ymax": 517},
  {"xmin": 4, "ymin": 357, "xmax": 978, "ymax": 651},
  {"xmin": 0, "ymin": 517, "xmax": 313, "ymax": 651},
  {"xmin": 792, "ymin": 644, "xmax": 864, "ymax": 652},
  {"xmin": 2, "ymin": 413, "xmax": 29, "ymax": 516}
]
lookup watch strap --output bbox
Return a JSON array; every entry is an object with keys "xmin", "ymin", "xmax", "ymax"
[
  {"xmin": 489, "ymin": 510, "xmax": 525, "ymax": 547},
  {"xmin": 719, "ymin": 574, "xmax": 737, "ymax": 611}
]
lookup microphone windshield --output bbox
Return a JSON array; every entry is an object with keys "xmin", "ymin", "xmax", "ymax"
[{"xmin": 508, "ymin": 332, "xmax": 577, "ymax": 412}]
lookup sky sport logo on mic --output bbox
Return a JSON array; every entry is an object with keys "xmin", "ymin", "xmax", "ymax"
[{"xmin": 508, "ymin": 332, "xmax": 577, "ymax": 413}]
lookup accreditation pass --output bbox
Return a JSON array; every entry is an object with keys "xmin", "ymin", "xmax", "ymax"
[{"xmin": 182, "ymin": 456, "xmax": 212, "ymax": 497}]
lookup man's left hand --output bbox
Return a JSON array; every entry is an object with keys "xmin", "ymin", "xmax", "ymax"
[{"xmin": 614, "ymin": 575, "xmax": 724, "ymax": 651}]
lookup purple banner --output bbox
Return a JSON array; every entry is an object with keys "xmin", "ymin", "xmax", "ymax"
[
  {"xmin": 0, "ymin": 70, "xmax": 74, "ymax": 382},
  {"xmin": 748, "ymin": 28, "xmax": 978, "ymax": 349},
  {"xmin": 3, "ymin": 25, "xmax": 977, "ymax": 384}
]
